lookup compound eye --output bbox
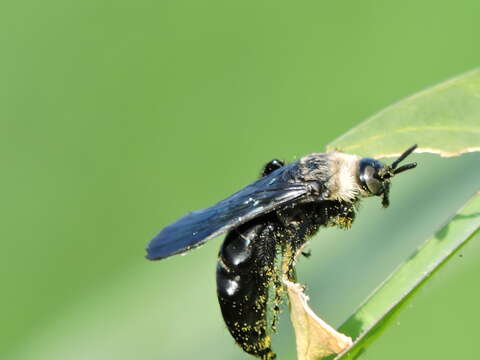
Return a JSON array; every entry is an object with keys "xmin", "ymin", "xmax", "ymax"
[
  {"xmin": 359, "ymin": 158, "xmax": 387, "ymax": 196},
  {"xmin": 364, "ymin": 166, "xmax": 383, "ymax": 195}
]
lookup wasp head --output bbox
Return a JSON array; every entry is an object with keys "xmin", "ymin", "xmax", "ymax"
[{"xmin": 358, "ymin": 144, "xmax": 418, "ymax": 208}]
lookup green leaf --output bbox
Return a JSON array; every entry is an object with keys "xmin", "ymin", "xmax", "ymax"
[
  {"xmin": 326, "ymin": 68, "xmax": 480, "ymax": 158},
  {"xmin": 332, "ymin": 192, "xmax": 480, "ymax": 360}
]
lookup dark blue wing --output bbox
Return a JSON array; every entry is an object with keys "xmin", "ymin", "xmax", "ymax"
[{"xmin": 146, "ymin": 163, "xmax": 308, "ymax": 260}]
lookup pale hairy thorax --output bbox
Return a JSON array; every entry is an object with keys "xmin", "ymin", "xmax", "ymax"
[{"xmin": 324, "ymin": 151, "xmax": 367, "ymax": 202}]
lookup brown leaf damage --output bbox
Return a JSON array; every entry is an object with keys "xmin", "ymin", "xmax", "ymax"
[{"xmin": 285, "ymin": 279, "xmax": 352, "ymax": 360}]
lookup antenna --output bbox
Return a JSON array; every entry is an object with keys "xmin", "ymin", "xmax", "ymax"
[
  {"xmin": 394, "ymin": 162, "xmax": 417, "ymax": 175},
  {"xmin": 390, "ymin": 144, "xmax": 417, "ymax": 174},
  {"xmin": 381, "ymin": 144, "xmax": 418, "ymax": 208}
]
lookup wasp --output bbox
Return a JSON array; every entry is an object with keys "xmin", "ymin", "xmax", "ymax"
[{"xmin": 146, "ymin": 145, "xmax": 417, "ymax": 359}]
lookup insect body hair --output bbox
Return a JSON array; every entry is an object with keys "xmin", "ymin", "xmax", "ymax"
[
  {"xmin": 298, "ymin": 152, "xmax": 365, "ymax": 203},
  {"xmin": 325, "ymin": 152, "xmax": 364, "ymax": 202}
]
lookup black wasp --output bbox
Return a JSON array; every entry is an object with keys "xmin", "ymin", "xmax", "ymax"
[{"xmin": 146, "ymin": 145, "xmax": 418, "ymax": 359}]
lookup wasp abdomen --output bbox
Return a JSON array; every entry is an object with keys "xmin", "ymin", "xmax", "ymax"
[{"xmin": 216, "ymin": 220, "xmax": 277, "ymax": 360}]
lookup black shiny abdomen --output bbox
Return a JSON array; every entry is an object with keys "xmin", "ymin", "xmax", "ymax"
[
  {"xmin": 216, "ymin": 218, "xmax": 278, "ymax": 359},
  {"xmin": 215, "ymin": 199, "xmax": 356, "ymax": 359}
]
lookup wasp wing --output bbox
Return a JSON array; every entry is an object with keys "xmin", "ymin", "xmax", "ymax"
[{"xmin": 146, "ymin": 164, "xmax": 308, "ymax": 260}]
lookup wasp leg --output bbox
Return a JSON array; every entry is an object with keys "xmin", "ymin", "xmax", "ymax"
[
  {"xmin": 283, "ymin": 255, "xmax": 298, "ymax": 283},
  {"xmin": 261, "ymin": 159, "xmax": 285, "ymax": 177},
  {"xmin": 301, "ymin": 249, "xmax": 311, "ymax": 258},
  {"xmin": 216, "ymin": 218, "xmax": 278, "ymax": 360}
]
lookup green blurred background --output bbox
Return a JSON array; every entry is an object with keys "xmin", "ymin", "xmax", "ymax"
[{"xmin": 2, "ymin": 1, "xmax": 480, "ymax": 359}]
